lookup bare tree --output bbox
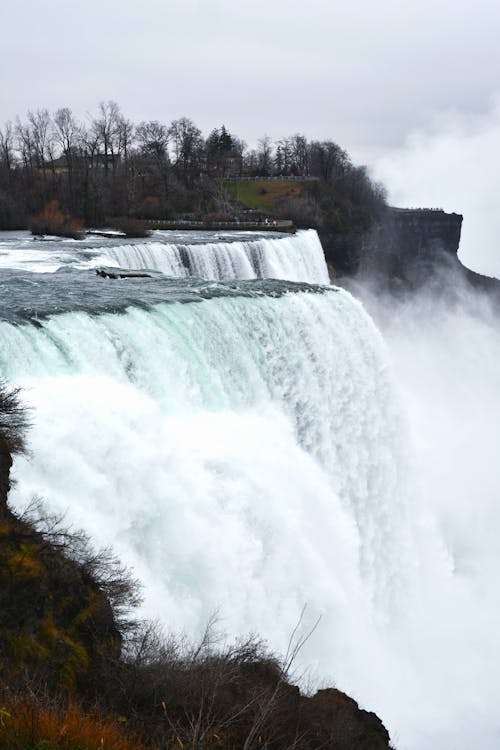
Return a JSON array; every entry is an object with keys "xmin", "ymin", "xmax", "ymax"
[
  {"xmin": 168, "ymin": 117, "xmax": 204, "ymax": 183},
  {"xmin": 91, "ymin": 100, "xmax": 122, "ymax": 171},
  {"xmin": 27, "ymin": 109, "xmax": 55, "ymax": 171},
  {"xmin": 15, "ymin": 117, "xmax": 35, "ymax": 171},
  {"xmin": 309, "ymin": 140, "xmax": 349, "ymax": 184},
  {"xmin": 53, "ymin": 107, "xmax": 80, "ymax": 158},
  {"xmin": 0, "ymin": 122, "xmax": 15, "ymax": 174},
  {"xmin": 256, "ymin": 135, "xmax": 273, "ymax": 176},
  {"xmin": 290, "ymin": 134, "xmax": 309, "ymax": 175}
]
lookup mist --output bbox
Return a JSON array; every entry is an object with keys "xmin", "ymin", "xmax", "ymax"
[
  {"xmin": 341, "ymin": 263, "xmax": 500, "ymax": 748},
  {"xmin": 372, "ymin": 94, "xmax": 500, "ymax": 279}
]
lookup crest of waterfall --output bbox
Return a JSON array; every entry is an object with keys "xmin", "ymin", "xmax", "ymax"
[{"xmin": 93, "ymin": 229, "xmax": 329, "ymax": 284}]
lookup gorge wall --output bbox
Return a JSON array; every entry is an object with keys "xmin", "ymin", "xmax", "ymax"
[
  {"xmin": 321, "ymin": 207, "xmax": 464, "ymax": 283},
  {"xmin": 365, "ymin": 207, "xmax": 500, "ymax": 296}
]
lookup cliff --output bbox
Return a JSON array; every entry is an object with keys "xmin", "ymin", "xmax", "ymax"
[
  {"xmin": 358, "ymin": 207, "xmax": 464, "ymax": 284},
  {"xmin": 0, "ymin": 506, "xmax": 123, "ymax": 691},
  {"xmin": 353, "ymin": 207, "xmax": 500, "ymax": 299}
]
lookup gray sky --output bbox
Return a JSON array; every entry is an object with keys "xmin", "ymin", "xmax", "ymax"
[{"xmin": 2, "ymin": 0, "xmax": 500, "ymax": 163}]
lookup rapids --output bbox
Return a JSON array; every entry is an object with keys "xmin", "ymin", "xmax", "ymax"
[{"xmin": 0, "ymin": 228, "xmax": 328, "ymax": 284}]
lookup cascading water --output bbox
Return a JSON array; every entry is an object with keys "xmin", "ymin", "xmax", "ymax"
[
  {"xmin": 2, "ymin": 228, "xmax": 499, "ymax": 749},
  {"xmin": 93, "ymin": 229, "xmax": 329, "ymax": 283},
  {"xmin": 2, "ymin": 286, "xmax": 408, "ymax": 603},
  {"xmin": 0, "ymin": 228, "xmax": 329, "ymax": 284}
]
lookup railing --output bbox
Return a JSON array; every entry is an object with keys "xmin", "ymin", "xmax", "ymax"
[
  {"xmin": 391, "ymin": 207, "xmax": 445, "ymax": 213},
  {"xmin": 145, "ymin": 219, "xmax": 294, "ymax": 228},
  {"xmin": 224, "ymin": 175, "xmax": 319, "ymax": 182}
]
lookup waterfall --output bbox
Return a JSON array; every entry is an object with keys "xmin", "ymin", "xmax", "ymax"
[
  {"xmin": 2, "ymin": 227, "xmax": 499, "ymax": 749},
  {"xmin": 3, "ymin": 286, "xmax": 407, "ymax": 601},
  {"xmin": 92, "ymin": 229, "xmax": 330, "ymax": 284}
]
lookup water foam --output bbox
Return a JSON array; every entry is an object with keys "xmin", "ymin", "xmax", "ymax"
[{"xmin": 93, "ymin": 229, "xmax": 329, "ymax": 284}]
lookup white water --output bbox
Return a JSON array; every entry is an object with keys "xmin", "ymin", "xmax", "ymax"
[
  {"xmin": 93, "ymin": 229, "xmax": 329, "ymax": 283},
  {"xmin": 2, "ymin": 229, "xmax": 500, "ymax": 749},
  {"xmin": 353, "ymin": 277, "xmax": 500, "ymax": 749},
  {"xmin": 3, "ymin": 283, "xmax": 415, "ymax": 736},
  {"xmin": 4, "ymin": 289, "xmax": 407, "ymax": 602},
  {"xmin": 0, "ymin": 228, "xmax": 329, "ymax": 284}
]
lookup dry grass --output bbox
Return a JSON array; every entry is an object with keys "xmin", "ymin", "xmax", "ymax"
[{"xmin": 0, "ymin": 697, "xmax": 142, "ymax": 750}]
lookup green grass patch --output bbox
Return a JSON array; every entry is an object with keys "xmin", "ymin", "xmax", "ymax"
[{"xmin": 225, "ymin": 179, "xmax": 307, "ymax": 212}]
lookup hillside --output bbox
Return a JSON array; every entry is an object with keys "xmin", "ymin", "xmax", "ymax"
[{"xmin": 224, "ymin": 178, "xmax": 312, "ymax": 213}]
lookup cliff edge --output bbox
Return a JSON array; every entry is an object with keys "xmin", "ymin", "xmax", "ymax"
[{"xmin": 360, "ymin": 207, "xmax": 463, "ymax": 283}]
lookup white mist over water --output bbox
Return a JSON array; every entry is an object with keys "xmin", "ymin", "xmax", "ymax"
[
  {"xmin": 368, "ymin": 101, "xmax": 500, "ymax": 743},
  {"xmin": 2, "ymin": 228, "xmax": 500, "ymax": 748},
  {"xmin": 343, "ymin": 269, "xmax": 500, "ymax": 748}
]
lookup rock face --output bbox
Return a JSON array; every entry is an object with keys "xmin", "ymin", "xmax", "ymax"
[
  {"xmin": 318, "ymin": 227, "xmax": 367, "ymax": 276},
  {"xmin": 0, "ymin": 506, "xmax": 122, "ymax": 690},
  {"xmin": 360, "ymin": 207, "xmax": 464, "ymax": 284},
  {"xmin": 318, "ymin": 207, "xmax": 465, "ymax": 285},
  {"xmin": 303, "ymin": 688, "xmax": 392, "ymax": 750},
  {"xmin": 390, "ymin": 208, "xmax": 462, "ymax": 255},
  {"xmin": 0, "ymin": 384, "xmax": 123, "ymax": 691}
]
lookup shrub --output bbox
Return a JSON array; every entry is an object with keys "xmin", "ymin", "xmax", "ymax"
[
  {"xmin": 0, "ymin": 382, "xmax": 29, "ymax": 454},
  {"xmin": 29, "ymin": 201, "xmax": 84, "ymax": 239}
]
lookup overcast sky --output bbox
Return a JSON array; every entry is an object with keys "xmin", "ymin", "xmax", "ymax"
[{"xmin": 1, "ymin": 0, "xmax": 499, "ymax": 162}]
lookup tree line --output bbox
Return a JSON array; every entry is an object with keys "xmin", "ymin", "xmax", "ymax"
[{"xmin": 0, "ymin": 100, "xmax": 387, "ymax": 237}]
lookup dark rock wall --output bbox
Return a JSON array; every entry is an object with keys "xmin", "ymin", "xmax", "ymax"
[
  {"xmin": 318, "ymin": 207, "xmax": 464, "ymax": 283},
  {"xmin": 360, "ymin": 208, "xmax": 464, "ymax": 284}
]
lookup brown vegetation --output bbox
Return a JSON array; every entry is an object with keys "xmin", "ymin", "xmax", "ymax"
[
  {"xmin": 0, "ymin": 694, "xmax": 142, "ymax": 750},
  {"xmin": 29, "ymin": 201, "xmax": 83, "ymax": 239}
]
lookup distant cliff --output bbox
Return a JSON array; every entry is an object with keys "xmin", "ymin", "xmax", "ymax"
[
  {"xmin": 352, "ymin": 206, "xmax": 500, "ymax": 298},
  {"xmin": 390, "ymin": 207, "xmax": 462, "ymax": 257},
  {"xmin": 357, "ymin": 207, "xmax": 464, "ymax": 284}
]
